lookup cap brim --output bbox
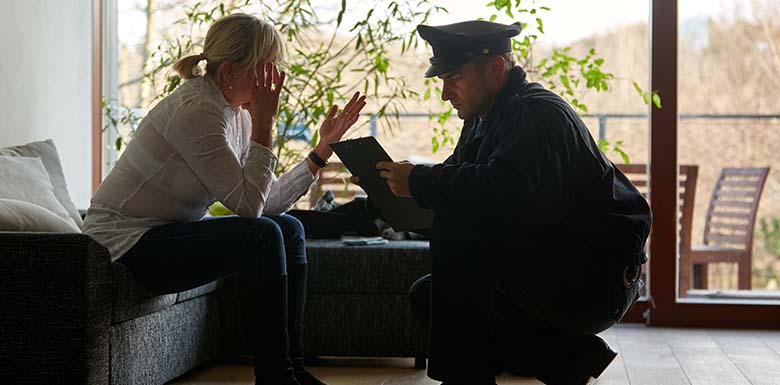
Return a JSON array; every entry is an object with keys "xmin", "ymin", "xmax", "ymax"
[{"xmin": 423, "ymin": 58, "xmax": 470, "ymax": 78}]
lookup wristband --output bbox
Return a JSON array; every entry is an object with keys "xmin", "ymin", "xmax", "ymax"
[{"xmin": 308, "ymin": 151, "xmax": 328, "ymax": 168}]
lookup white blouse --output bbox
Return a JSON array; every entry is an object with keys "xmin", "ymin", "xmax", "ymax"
[{"xmin": 83, "ymin": 76, "xmax": 316, "ymax": 261}]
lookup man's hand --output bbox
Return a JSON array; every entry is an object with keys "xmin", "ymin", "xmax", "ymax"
[{"xmin": 377, "ymin": 161, "xmax": 414, "ymax": 198}]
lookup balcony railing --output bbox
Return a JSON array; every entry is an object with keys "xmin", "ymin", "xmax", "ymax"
[{"xmin": 364, "ymin": 112, "xmax": 780, "ymax": 139}]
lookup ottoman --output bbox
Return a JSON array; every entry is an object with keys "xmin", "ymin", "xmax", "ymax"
[{"xmin": 303, "ymin": 239, "xmax": 431, "ymax": 368}]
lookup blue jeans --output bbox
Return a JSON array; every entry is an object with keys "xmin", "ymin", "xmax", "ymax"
[{"xmin": 119, "ymin": 214, "xmax": 309, "ymax": 384}]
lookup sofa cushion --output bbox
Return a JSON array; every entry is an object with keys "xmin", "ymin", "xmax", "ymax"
[
  {"xmin": 176, "ymin": 280, "xmax": 224, "ymax": 303},
  {"xmin": 0, "ymin": 139, "xmax": 83, "ymax": 229},
  {"xmin": 305, "ymin": 239, "xmax": 430, "ymax": 294},
  {"xmin": 111, "ymin": 262, "xmax": 176, "ymax": 324},
  {"xmin": 0, "ymin": 156, "xmax": 80, "ymax": 232},
  {"xmin": 110, "ymin": 295, "xmax": 221, "ymax": 385},
  {"xmin": 0, "ymin": 198, "xmax": 80, "ymax": 233}
]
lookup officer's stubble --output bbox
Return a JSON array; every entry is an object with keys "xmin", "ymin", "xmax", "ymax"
[{"xmin": 439, "ymin": 55, "xmax": 513, "ymax": 121}]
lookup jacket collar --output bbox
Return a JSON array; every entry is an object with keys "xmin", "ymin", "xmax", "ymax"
[
  {"xmin": 485, "ymin": 66, "xmax": 528, "ymax": 118},
  {"xmin": 466, "ymin": 66, "xmax": 528, "ymax": 139}
]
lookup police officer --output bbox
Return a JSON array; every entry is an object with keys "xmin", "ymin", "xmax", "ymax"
[{"xmin": 373, "ymin": 20, "xmax": 651, "ymax": 385}]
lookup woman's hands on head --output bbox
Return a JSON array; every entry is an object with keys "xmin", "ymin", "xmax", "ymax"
[
  {"xmin": 248, "ymin": 60, "xmax": 285, "ymax": 147},
  {"xmin": 243, "ymin": 60, "xmax": 365, "ymax": 166},
  {"xmin": 312, "ymin": 92, "xmax": 367, "ymax": 161}
]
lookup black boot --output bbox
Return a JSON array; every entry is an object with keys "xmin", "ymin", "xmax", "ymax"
[
  {"xmin": 287, "ymin": 263, "xmax": 327, "ymax": 385},
  {"xmin": 241, "ymin": 275, "xmax": 299, "ymax": 385},
  {"xmin": 294, "ymin": 370, "xmax": 327, "ymax": 385},
  {"xmin": 536, "ymin": 335, "xmax": 617, "ymax": 385},
  {"xmin": 493, "ymin": 319, "xmax": 547, "ymax": 378}
]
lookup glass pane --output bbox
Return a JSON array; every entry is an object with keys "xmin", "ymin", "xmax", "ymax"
[{"xmin": 678, "ymin": 0, "xmax": 780, "ymax": 302}]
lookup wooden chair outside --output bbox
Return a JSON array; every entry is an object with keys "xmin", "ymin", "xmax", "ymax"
[
  {"xmin": 681, "ymin": 167, "xmax": 770, "ymax": 294},
  {"xmin": 307, "ymin": 162, "xmax": 364, "ymax": 208},
  {"xmin": 617, "ymin": 163, "xmax": 700, "ymax": 298}
]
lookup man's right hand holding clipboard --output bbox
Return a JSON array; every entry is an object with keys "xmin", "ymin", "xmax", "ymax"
[
  {"xmin": 329, "ymin": 137, "xmax": 433, "ymax": 232},
  {"xmin": 376, "ymin": 161, "xmax": 415, "ymax": 198}
]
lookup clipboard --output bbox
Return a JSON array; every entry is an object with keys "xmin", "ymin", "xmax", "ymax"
[{"xmin": 329, "ymin": 137, "xmax": 434, "ymax": 232}]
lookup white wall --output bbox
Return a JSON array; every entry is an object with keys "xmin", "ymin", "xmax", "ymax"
[{"xmin": 0, "ymin": 0, "xmax": 93, "ymax": 209}]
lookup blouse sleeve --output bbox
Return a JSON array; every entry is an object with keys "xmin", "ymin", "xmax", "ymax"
[
  {"xmin": 164, "ymin": 105, "xmax": 277, "ymax": 218},
  {"xmin": 263, "ymin": 159, "xmax": 318, "ymax": 215}
]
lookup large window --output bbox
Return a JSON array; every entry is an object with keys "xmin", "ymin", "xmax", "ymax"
[
  {"xmin": 677, "ymin": 0, "xmax": 780, "ymax": 303},
  {"xmin": 97, "ymin": 0, "xmax": 780, "ymax": 326}
]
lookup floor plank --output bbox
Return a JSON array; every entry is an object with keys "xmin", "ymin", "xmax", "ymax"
[
  {"xmin": 756, "ymin": 330, "xmax": 780, "ymax": 359},
  {"xmin": 169, "ymin": 359, "xmax": 542, "ymax": 385},
  {"xmin": 596, "ymin": 327, "xmax": 632, "ymax": 385},
  {"xmin": 614, "ymin": 325, "xmax": 691, "ymax": 385},
  {"xmin": 170, "ymin": 326, "xmax": 780, "ymax": 385},
  {"xmin": 170, "ymin": 364, "xmax": 252, "ymax": 384},
  {"xmin": 710, "ymin": 330, "xmax": 780, "ymax": 385},
  {"xmin": 662, "ymin": 329, "xmax": 750, "ymax": 385}
]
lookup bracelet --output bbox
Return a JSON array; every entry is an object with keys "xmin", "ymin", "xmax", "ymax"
[{"xmin": 308, "ymin": 151, "xmax": 328, "ymax": 168}]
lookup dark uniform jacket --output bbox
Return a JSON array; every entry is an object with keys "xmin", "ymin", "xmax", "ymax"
[{"xmin": 408, "ymin": 66, "xmax": 652, "ymax": 266}]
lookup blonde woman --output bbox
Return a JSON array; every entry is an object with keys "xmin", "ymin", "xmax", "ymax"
[{"xmin": 84, "ymin": 13, "xmax": 365, "ymax": 385}]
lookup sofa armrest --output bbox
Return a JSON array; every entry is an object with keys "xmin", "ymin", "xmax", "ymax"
[{"xmin": 0, "ymin": 232, "xmax": 112, "ymax": 385}]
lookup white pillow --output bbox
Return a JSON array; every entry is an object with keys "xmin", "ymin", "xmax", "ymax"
[
  {"xmin": 0, "ymin": 155, "xmax": 80, "ymax": 232},
  {"xmin": 0, "ymin": 139, "xmax": 83, "ymax": 228},
  {"xmin": 0, "ymin": 198, "xmax": 80, "ymax": 233}
]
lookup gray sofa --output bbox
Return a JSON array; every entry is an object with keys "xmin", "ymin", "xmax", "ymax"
[{"xmin": 0, "ymin": 233, "xmax": 430, "ymax": 385}]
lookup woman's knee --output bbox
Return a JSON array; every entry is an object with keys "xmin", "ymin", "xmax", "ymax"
[
  {"xmin": 264, "ymin": 214, "xmax": 307, "ymax": 265},
  {"xmin": 269, "ymin": 214, "xmax": 305, "ymax": 239},
  {"xmin": 235, "ymin": 216, "xmax": 288, "ymax": 279},
  {"xmin": 408, "ymin": 274, "xmax": 432, "ymax": 326}
]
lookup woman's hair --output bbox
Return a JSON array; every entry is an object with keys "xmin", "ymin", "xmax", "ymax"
[{"xmin": 173, "ymin": 13, "xmax": 286, "ymax": 80}]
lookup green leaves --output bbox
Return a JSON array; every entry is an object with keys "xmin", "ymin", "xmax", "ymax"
[
  {"xmin": 101, "ymin": 97, "xmax": 142, "ymax": 153},
  {"xmin": 336, "ymin": 0, "xmax": 346, "ymax": 27},
  {"xmin": 535, "ymin": 17, "xmax": 544, "ymax": 34},
  {"xmin": 488, "ymin": 0, "xmax": 548, "ymax": 64},
  {"xmin": 208, "ymin": 201, "xmax": 235, "ymax": 216},
  {"xmin": 652, "ymin": 93, "xmax": 662, "ymax": 109},
  {"xmin": 425, "ymin": 76, "xmax": 457, "ymax": 154},
  {"xmin": 374, "ymin": 54, "xmax": 390, "ymax": 73},
  {"xmin": 598, "ymin": 139, "xmax": 630, "ymax": 164},
  {"xmin": 431, "ymin": 106, "xmax": 456, "ymax": 154},
  {"xmin": 534, "ymin": 44, "xmax": 615, "ymax": 113},
  {"xmin": 633, "ymin": 82, "xmax": 663, "ymax": 109},
  {"xmin": 760, "ymin": 218, "xmax": 780, "ymax": 256}
]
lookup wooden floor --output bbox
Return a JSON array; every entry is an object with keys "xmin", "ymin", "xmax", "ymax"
[{"xmin": 170, "ymin": 324, "xmax": 780, "ymax": 385}]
